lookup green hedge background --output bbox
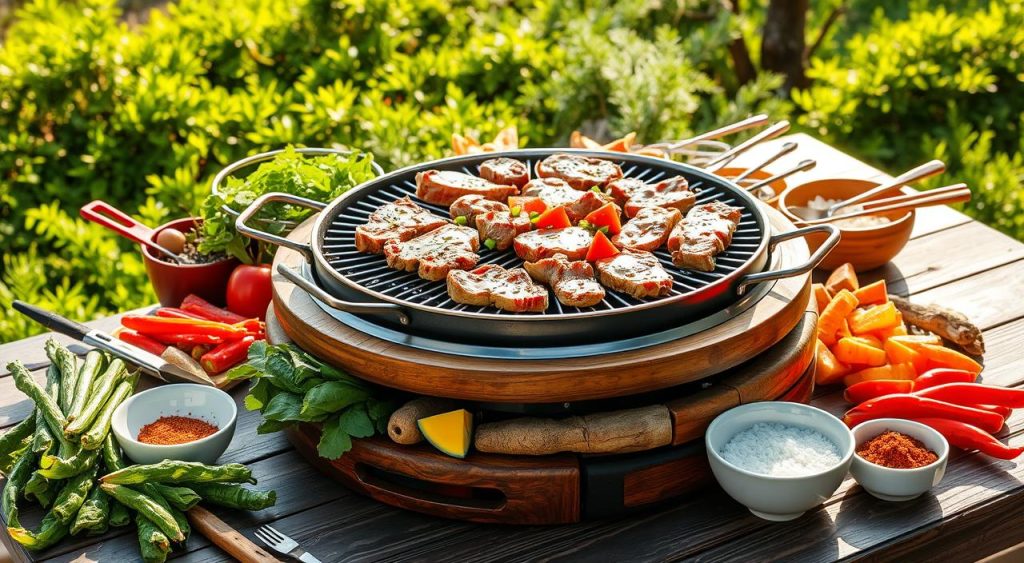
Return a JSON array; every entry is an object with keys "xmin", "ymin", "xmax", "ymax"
[{"xmin": 0, "ymin": 0, "xmax": 1021, "ymax": 342}]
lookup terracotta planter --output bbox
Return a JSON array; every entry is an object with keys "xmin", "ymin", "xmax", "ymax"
[{"xmin": 142, "ymin": 217, "xmax": 240, "ymax": 307}]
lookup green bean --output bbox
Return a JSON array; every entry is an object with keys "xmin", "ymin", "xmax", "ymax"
[
  {"xmin": 102, "ymin": 460, "xmax": 255, "ymax": 486},
  {"xmin": 141, "ymin": 484, "xmax": 190, "ymax": 541},
  {"xmin": 2, "ymin": 451, "xmax": 35, "ymax": 528},
  {"xmin": 8, "ymin": 510, "xmax": 70, "ymax": 550},
  {"xmin": 32, "ymin": 364, "xmax": 61, "ymax": 454},
  {"xmin": 109, "ymin": 499, "xmax": 131, "ymax": 527},
  {"xmin": 151, "ymin": 483, "xmax": 201, "ymax": 511},
  {"xmin": 80, "ymin": 376, "xmax": 135, "ymax": 450},
  {"xmin": 45, "ymin": 339, "xmax": 78, "ymax": 414},
  {"xmin": 64, "ymin": 358, "xmax": 126, "ymax": 436},
  {"xmin": 99, "ymin": 483, "xmax": 184, "ymax": 542},
  {"xmin": 190, "ymin": 482, "xmax": 277, "ymax": 510},
  {"xmin": 137, "ymin": 515, "xmax": 171, "ymax": 563},
  {"xmin": 8, "ymin": 361, "xmax": 68, "ymax": 444},
  {"xmin": 67, "ymin": 351, "xmax": 105, "ymax": 423},
  {"xmin": 52, "ymin": 464, "xmax": 98, "ymax": 523},
  {"xmin": 101, "ymin": 433, "xmax": 127, "ymax": 472},
  {"xmin": 70, "ymin": 485, "xmax": 110, "ymax": 536},
  {"xmin": 38, "ymin": 441, "xmax": 101, "ymax": 479}
]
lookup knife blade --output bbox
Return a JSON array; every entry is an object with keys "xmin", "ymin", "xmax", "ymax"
[{"xmin": 13, "ymin": 300, "xmax": 215, "ymax": 386}]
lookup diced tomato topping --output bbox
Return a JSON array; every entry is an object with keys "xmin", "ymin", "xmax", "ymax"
[
  {"xmin": 586, "ymin": 231, "xmax": 620, "ymax": 262},
  {"xmin": 583, "ymin": 203, "xmax": 622, "ymax": 235},
  {"xmin": 508, "ymin": 196, "xmax": 547, "ymax": 216},
  {"xmin": 534, "ymin": 206, "xmax": 572, "ymax": 230}
]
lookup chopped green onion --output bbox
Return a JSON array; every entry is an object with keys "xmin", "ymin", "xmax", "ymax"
[
  {"xmin": 484, "ymin": 238, "xmax": 497, "ymax": 250},
  {"xmin": 454, "ymin": 215, "xmax": 468, "ymax": 225},
  {"xmin": 578, "ymin": 220, "xmax": 592, "ymax": 229},
  {"xmin": 591, "ymin": 186, "xmax": 602, "ymax": 193},
  {"xmin": 529, "ymin": 211, "xmax": 540, "ymax": 219},
  {"xmin": 531, "ymin": 216, "xmax": 540, "ymax": 224},
  {"xmin": 510, "ymin": 205, "xmax": 522, "ymax": 217},
  {"xmin": 599, "ymin": 226, "xmax": 610, "ymax": 234}
]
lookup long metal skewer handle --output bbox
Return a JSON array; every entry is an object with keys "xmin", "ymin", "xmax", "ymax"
[
  {"xmin": 703, "ymin": 121, "xmax": 791, "ymax": 170},
  {"xmin": 651, "ymin": 114, "xmax": 771, "ymax": 152},
  {"xmin": 858, "ymin": 184, "xmax": 970, "ymax": 211},
  {"xmin": 744, "ymin": 159, "xmax": 816, "ymax": 193},
  {"xmin": 826, "ymin": 159, "xmax": 945, "ymax": 217},
  {"xmin": 732, "ymin": 142, "xmax": 798, "ymax": 182},
  {"xmin": 804, "ymin": 185, "xmax": 970, "ymax": 225}
]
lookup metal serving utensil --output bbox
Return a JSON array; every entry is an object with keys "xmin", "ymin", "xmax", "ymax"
[
  {"xmin": 743, "ymin": 159, "xmax": 817, "ymax": 198},
  {"xmin": 638, "ymin": 114, "xmax": 771, "ymax": 154},
  {"xmin": 789, "ymin": 160, "xmax": 946, "ymax": 221},
  {"xmin": 730, "ymin": 141, "xmax": 799, "ymax": 183},
  {"xmin": 799, "ymin": 183, "xmax": 971, "ymax": 225},
  {"xmin": 703, "ymin": 121, "xmax": 792, "ymax": 171}
]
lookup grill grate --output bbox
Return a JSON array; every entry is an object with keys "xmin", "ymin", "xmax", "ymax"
[{"xmin": 319, "ymin": 155, "xmax": 764, "ymax": 316}]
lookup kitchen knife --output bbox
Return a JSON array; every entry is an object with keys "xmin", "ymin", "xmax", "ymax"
[{"xmin": 12, "ymin": 300, "xmax": 215, "ymax": 386}]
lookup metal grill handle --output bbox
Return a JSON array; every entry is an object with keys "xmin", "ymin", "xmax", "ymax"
[
  {"xmin": 277, "ymin": 264, "xmax": 411, "ymax": 325},
  {"xmin": 736, "ymin": 224, "xmax": 841, "ymax": 294},
  {"xmin": 235, "ymin": 193, "xmax": 326, "ymax": 262}
]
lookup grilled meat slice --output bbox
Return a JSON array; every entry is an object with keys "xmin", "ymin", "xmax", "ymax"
[
  {"xmin": 667, "ymin": 201, "xmax": 742, "ymax": 272},
  {"xmin": 622, "ymin": 176, "xmax": 696, "ymax": 218},
  {"xmin": 595, "ymin": 250, "xmax": 673, "ymax": 299},
  {"xmin": 535, "ymin": 153, "xmax": 623, "ymax": 190},
  {"xmin": 606, "ymin": 177, "xmax": 649, "ymax": 207},
  {"xmin": 446, "ymin": 265, "xmax": 549, "ymax": 313},
  {"xmin": 522, "ymin": 178, "xmax": 616, "ymax": 222},
  {"xmin": 383, "ymin": 224, "xmax": 481, "ymax": 281},
  {"xmin": 479, "ymin": 157, "xmax": 530, "ymax": 188},
  {"xmin": 524, "ymin": 253, "xmax": 605, "ymax": 308},
  {"xmin": 415, "ymin": 170, "xmax": 519, "ymax": 207},
  {"xmin": 513, "ymin": 227, "xmax": 594, "ymax": 262},
  {"xmin": 475, "ymin": 210, "xmax": 532, "ymax": 251},
  {"xmin": 355, "ymin": 197, "xmax": 448, "ymax": 254},
  {"xmin": 567, "ymin": 191, "xmax": 619, "ymax": 224},
  {"xmin": 449, "ymin": 194, "xmax": 507, "ymax": 222},
  {"xmin": 613, "ymin": 206, "xmax": 683, "ymax": 252}
]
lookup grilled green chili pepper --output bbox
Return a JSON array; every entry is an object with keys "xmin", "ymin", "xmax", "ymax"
[
  {"xmin": 109, "ymin": 499, "xmax": 131, "ymax": 527},
  {"xmin": 52, "ymin": 464, "xmax": 98, "ymax": 523},
  {"xmin": 8, "ymin": 510, "xmax": 70, "ymax": 550},
  {"xmin": 23, "ymin": 472, "xmax": 55, "ymax": 508},
  {"xmin": 67, "ymin": 351, "xmax": 105, "ymax": 423},
  {"xmin": 8, "ymin": 361, "xmax": 68, "ymax": 445},
  {"xmin": 64, "ymin": 358, "xmax": 126, "ymax": 437},
  {"xmin": 38, "ymin": 445, "xmax": 100, "ymax": 479},
  {"xmin": 70, "ymin": 485, "xmax": 110, "ymax": 536},
  {"xmin": 140, "ymin": 484, "xmax": 190, "ymax": 540},
  {"xmin": 80, "ymin": 376, "xmax": 136, "ymax": 450},
  {"xmin": 137, "ymin": 515, "xmax": 171, "ymax": 563},
  {"xmin": 2, "ymin": 451, "xmax": 35, "ymax": 528},
  {"xmin": 101, "ymin": 433, "xmax": 127, "ymax": 472},
  {"xmin": 32, "ymin": 364, "xmax": 62, "ymax": 454},
  {"xmin": 190, "ymin": 482, "xmax": 277, "ymax": 510},
  {"xmin": 151, "ymin": 483, "xmax": 201, "ymax": 511},
  {"xmin": 1, "ymin": 415, "xmax": 36, "ymax": 459},
  {"xmin": 45, "ymin": 339, "xmax": 78, "ymax": 414},
  {"xmin": 102, "ymin": 460, "xmax": 255, "ymax": 485},
  {"xmin": 99, "ymin": 483, "xmax": 184, "ymax": 542},
  {"xmin": 0, "ymin": 434, "xmax": 31, "ymax": 475}
]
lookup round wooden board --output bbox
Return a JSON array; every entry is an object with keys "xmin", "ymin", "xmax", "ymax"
[{"xmin": 271, "ymin": 204, "xmax": 812, "ymax": 403}]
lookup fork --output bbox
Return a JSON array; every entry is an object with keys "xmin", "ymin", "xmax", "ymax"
[{"xmin": 254, "ymin": 525, "xmax": 322, "ymax": 563}]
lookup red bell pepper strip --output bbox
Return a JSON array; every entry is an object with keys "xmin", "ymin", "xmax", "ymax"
[
  {"xmin": 200, "ymin": 336, "xmax": 255, "ymax": 374},
  {"xmin": 844, "ymin": 380, "xmax": 914, "ymax": 405},
  {"xmin": 909, "ymin": 418, "xmax": 1023, "ymax": 460},
  {"xmin": 180, "ymin": 294, "xmax": 247, "ymax": 324},
  {"xmin": 155, "ymin": 307, "xmax": 206, "ymax": 321},
  {"xmin": 117, "ymin": 330, "xmax": 167, "ymax": 356},
  {"xmin": 234, "ymin": 319, "xmax": 266, "ymax": 333},
  {"xmin": 913, "ymin": 368, "xmax": 977, "ymax": 389},
  {"xmin": 915, "ymin": 383, "xmax": 1024, "ymax": 408},
  {"xmin": 121, "ymin": 316, "xmax": 246, "ymax": 340},
  {"xmin": 971, "ymin": 404, "xmax": 1013, "ymax": 419},
  {"xmin": 149, "ymin": 333, "xmax": 225, "ymax": 347},
  {"xmin": 843, "ymin": 394, "xmax": 1005, "ymax": 434}
]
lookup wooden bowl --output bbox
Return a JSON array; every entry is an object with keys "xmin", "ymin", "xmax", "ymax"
[
  {"xmin": 778, "ymin": 179, "xmax": 915, "ymax": 272},
  {"xmin": 716, "ymin": 167, "xmax": 784, "ymax": 208}
]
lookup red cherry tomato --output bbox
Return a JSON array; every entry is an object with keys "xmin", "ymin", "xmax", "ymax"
[{"xmin": 226, "ymin": 264, "xmax": 272, "ymax": 320}]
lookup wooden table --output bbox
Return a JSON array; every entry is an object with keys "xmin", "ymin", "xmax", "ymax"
[{"xmin": 2, "ymin": 134, "xmax": 1023, "ymax": 562}]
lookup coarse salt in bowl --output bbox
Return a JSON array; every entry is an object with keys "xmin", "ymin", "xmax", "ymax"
[{"xmin": 705, "ymin": 402, "xmax": 855, "ymax": 521}]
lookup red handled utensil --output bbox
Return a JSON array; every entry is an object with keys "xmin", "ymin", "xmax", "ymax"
[{"xmin": 80, "ymin": 200, "xmax": 182, "ymax": 262}]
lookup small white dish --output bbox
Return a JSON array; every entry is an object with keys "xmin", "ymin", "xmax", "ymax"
[
  {"xmin": 112, "ymin": 384, "xmax": 237, "ymax": 464},
  {"xmin": 849, "ymin": 418, "xmax": 948, "ymax": 501},
  {"xmin": 706, "ymin": 402, "xmax": 855, "ymax": 521}
]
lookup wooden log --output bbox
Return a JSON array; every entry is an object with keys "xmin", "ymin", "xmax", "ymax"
[
  {"xmin": 387, "ymin": 398, "xmax": 458, "ymax": 445},
  {"xmin": 474, "ymin": 405, "xmax": 672, "ymax": 455},
  {"xmin": 889, "ymin": 294, "xmax": 985, "ymax": 355}
]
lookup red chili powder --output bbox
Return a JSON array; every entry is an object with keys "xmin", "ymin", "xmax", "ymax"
[
  {"xmin": 138, "ymin": 415, "xmax": 219, "ymax": 445},
  {"xmin": 857, "ymin": 430, "xmax": 937, "ymax": 469}
]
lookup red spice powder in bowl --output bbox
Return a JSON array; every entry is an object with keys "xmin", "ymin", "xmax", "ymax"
[
  {"xmin": 856, "ymin": 430, "xmax": 938, "ymax": 469},
  {"xmin": 138, "ymin": 415, "xmax": 220, "ymax": 445},
  {"xmin": 849, "ymin": 418, "xmax": 949, "ymax": 502}
]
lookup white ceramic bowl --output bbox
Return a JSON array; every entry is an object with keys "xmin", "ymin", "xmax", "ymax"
[
  {"xmin": 706, "ymin": 402, "xmax": 855, "ymax": 521},
  {"xmin": 849, "ymin": 418, "xmax": 949, "ymax": 501},
  {"xmin": 112, "ymin": 384, "xmax": 237, "ymax": 464}
]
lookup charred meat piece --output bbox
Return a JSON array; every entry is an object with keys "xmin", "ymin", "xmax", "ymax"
[
  {"xmin": 479, "ymin": 157, "xmax": 530, "ymax": 188},
  {"xmin": 524, "ymin": 253, "xmax": 605, "ymax": 308},
  {"xmin": 535, "ymin": 153, "xmax": 624, "ymax": 190},
  {"xmin": 606, "ymin": 177, "xmax": 649, "ymax": 207},
  {"xmin": 447, "ymin": 265, "xmax": 549, "ymax": 313},
  {"xmin": 667, "ymin": 201, "xmax": 742, "ymax": 272},
  {"xmin": 623, "ymin": 176, "xmax": 696, "ymax": 218},
  {"xmin": 415, "ymin": 170, "xmax": 519, "ymax": 207},
  {"xmin": 613, "ymin": 207, "xmax": 682, "ymax": 252},
  {"xmin": 513, "ymin": 227, "xmax": 594, "ymax": 262},
  {"xmin": 475, "ymin": 210, "xmax": 532, "ymax": 251},
  {"xmin": 449, "ymin": 194, "xmax": 507, "ymax": 222},
  {"xmin": 522, "ymin": 178, "xmax": 616, "ymax": 222},
  {"xmin": 355, "ymin": 197, "xmax": 448, "ymax": 254},
  {"xmin": 383, "ymin": 224, "xmax": 481, "ymax": 281},
  {"xmin": 595, "ymin": 250, "xmax": 674, "ymax": 299}
]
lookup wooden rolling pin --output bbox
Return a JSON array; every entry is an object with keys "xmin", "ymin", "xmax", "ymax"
[
  {"xmin": 188, "ymin": 506, "xmax": 281, "ymax": 563},
  {"xmin": 474, "ymin": 405, "xmax": 673, "ymax": 455},
  {"xmin": 387, "ymin": 397, "xmax": 458, "ymax": 445}
]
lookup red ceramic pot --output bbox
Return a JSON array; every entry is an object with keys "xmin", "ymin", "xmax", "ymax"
[{"xmin": 142, "ymin": 217, "xmax": 240, "ymax": 307}]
